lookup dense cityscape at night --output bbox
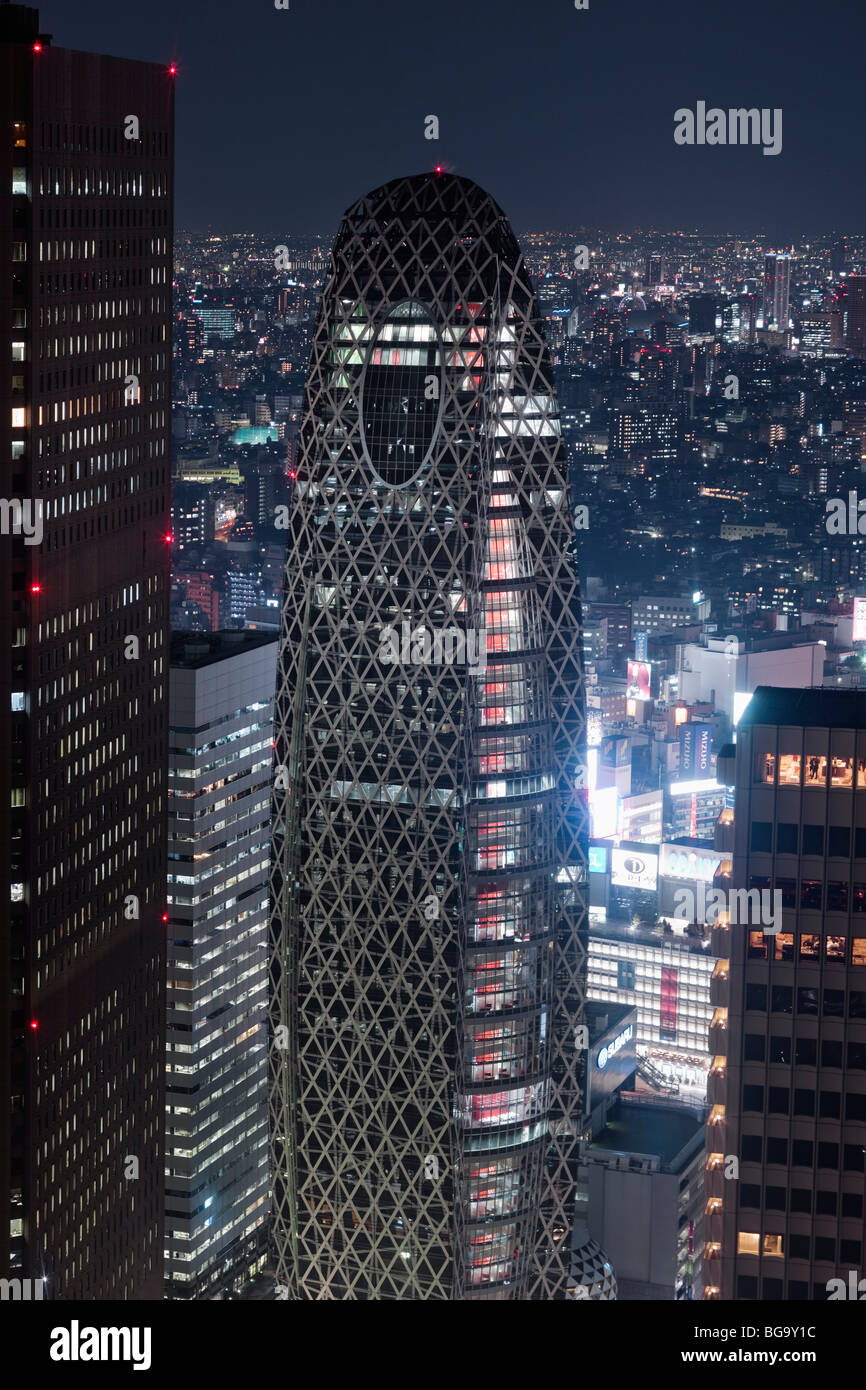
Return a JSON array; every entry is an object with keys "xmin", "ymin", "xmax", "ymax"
[{"xmin": 2, "ymin": 0, "xmax": 866, "ymax": 1366}]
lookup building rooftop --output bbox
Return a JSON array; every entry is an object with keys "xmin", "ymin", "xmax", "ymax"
[
  {"xmin": 589, "ymin": 1099, "xmax": 703, "ymax": 1167},
  {"xmin": 740, "ymin": 685, "xmax": 866, "ymax": 730},
  {"xmin": 170, "ymin": 629, "xmax": 278, "ymax": 670}
]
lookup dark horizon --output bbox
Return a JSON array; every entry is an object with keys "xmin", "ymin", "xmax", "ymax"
[{"xmin": 38, "ymin": 0, "xmax": 866, "ymax": 238}]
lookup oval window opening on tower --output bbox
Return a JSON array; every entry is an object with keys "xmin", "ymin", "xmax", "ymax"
[{"xmin": 359, "ymin": 299, "xmax": 444, "ymax": 487}]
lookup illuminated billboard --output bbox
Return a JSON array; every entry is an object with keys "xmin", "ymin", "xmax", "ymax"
[
  {"xmin": 660, "ymin": 842, "xmax": 726, "ymax": 882},
  {"xmin": 589, "ymin": 785, "xmax": 619, "ymax": 839},
  {"xmin": 679, "ymin": 721, "xmax": 712, "ymax": 778},
  {"xmin": 587, "ymin": 708, "xmax": 604, "ymax": 747},
  {"xmin": 600, "ymin": 735, "xmax": 630, "ymax": 768},
  {"xmin": 854, "ymin": 597, "xmax": 866, "ymax": 643},
  {"xmin": 627, "ymin": 659, "xmax": 652, "ymax": 702},
  {"xmin": 611, "ymin": 846, "xmax": 659, "ymax": 891},
  {"xmin": 589, "ymin": 844, "xmax": 608, "ymax": 874}
]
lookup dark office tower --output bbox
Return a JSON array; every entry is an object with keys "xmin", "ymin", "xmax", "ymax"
[
  {"xmin": 739, "ymin": 294, "xmax": 757, "ymax": 345},
  {"xmin": 706, "ymin": 689, "xmax": 866, "ymax": 1302},
  {"xmin": 591, "ymin": 304, "xmax": 612, "ymax": 357},
  {"xmin": 270, "ymin": 173, "xmax": 589, "ymax": 1300},
  {"xmin": 0, "ymin": 7, "xmax": 172, "ymax": 1297},
  {"xmin": 843, "ymin": 275, "xmax": 866, "ymax": 359},
  {"xmin": 688, "ymin": 294, "xmax": 717, "ymax": 338},
  {"xmin": 762, "ymin": 251, "xmax": 791, "ymax": 331},
  {"xmin": 645, "ymin": 252, "xmax": 663, "ymax": 287}
]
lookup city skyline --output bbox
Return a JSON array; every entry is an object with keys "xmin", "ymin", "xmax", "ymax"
[{"xmin": 5, "ymin": 0, "xmax": 866, "ymax": 1337}]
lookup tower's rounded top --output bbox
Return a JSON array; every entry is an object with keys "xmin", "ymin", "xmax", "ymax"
[{"xmin": 341, "ymin": 171, "xmax": 510, "ymax": 239}]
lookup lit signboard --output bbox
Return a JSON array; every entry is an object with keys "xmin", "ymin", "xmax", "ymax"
[
  {"xmin": 587, "ymin": 745, "xmax": 598, "ymax": 791},
  {"xmin": 627, "ymin": 659, "xmax": 652, "ymax": 702},
  {"xmin": 598, "ymin": 1025, "xmax": 634, "ymax": 1070},
  {"xmin": 588, "ymin": 845, "xmax": 608, "ymax": 874},
  {"xmin": 587, "ymin": 709, "xmax": 604, "ymax": 747},
  {"xmin": 589, "ymin": 786, "xmax": 619, "ymax": 839},
  {"xmin": 610, "ymin": 847, "xmax": 659, "ymax": 891},
  {"xmin": 679, "ymin": 722, "xmax": 712, "ymax": 778},
  {"xmin": 660, "ymin": 842, "xmax": 726, "ymax": 882},
  {"xmin": 601, "ymin": 735, "xmax": 630, "ymax": 769},
  {"xmin": 854, "ymin": 597, "xmax": 866, "ymax": 643}
]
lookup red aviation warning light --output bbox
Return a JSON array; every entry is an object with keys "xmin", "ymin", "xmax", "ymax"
[{"xmin": 33, "ymin": 42, "xmax": 42, "ymax": 54}]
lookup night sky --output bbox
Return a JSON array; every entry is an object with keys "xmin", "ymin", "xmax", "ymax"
[{"xmin": 45, "ymin": 0, "xmax": 866, "ymax": 236}]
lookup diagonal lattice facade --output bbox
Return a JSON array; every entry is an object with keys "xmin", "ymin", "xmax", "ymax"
[{"xmin": 269, "ymin": 172, "xmax": 589, "ymax": 1299}]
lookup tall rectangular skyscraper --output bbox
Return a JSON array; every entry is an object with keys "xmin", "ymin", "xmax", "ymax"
[
  {"xmin": 270, "ymin": 173, "xmax": 598, "ymax": 1300},
  {"xmin": 0, "ymin": 6, "xmax": 172, "ymax": 1297},
  {"xmin": 707, "ymin": 688, "xmax": 866, "ymax": 1301},
  {"xmin": 842, "ymin": 274, "xmax": 866, "ymax": 358},
  {"xmin": 166, "ymin": 632, "xmax": 275, "ymax": 1299},
  {"xmin": 762, "ymin": 251, "xmax": 791, "ymax": 331}
]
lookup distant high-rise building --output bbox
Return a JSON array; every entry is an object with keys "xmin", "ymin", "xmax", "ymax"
[
  {"xmin": 819, "ymin": 542, "xmax": 866, "ymax": 587},
  {"xmin": 763, "ymin": 252, "xmax": 791, "ymax": 330},
  {"xmin": 270, "ymin": 172, "xmax": 595, "ymax": 1299},
  {"xmin": 177, "ymin": 311, "xmax": 203, "ymax": 364},
  {"xmin": 172, "ymin": 480, "xmax": 216, "ymax": 551},
  {"xmin": 176, "ymin": 571, "xmax": 220, "ymax": 631},
  {"xmin": 243, "ymin": 455, "xmax": 288, "ymax": 531},
  {"xmin": 610, "ymin": 406, "xmax": 678, "ymax": 464},
  {"xmin": 165, "ymin": 632, "xmax": 275, "ymax": 1300},
  {"xmin": 195, "ymin": 303, "xmax": 235, "ymax": 344},
  {"xmin": 689, "ymin": 294, "xmax": 718, "ymax": 338},
  {"xmin": 592, "ymin": 304, "xmax": 613, "ymax": 356},
  {"xmin": 739, "ymin": 294, "xmax": 758, "ymax": 345},
  {"xmin": 651, "ymin": 317, "xmax": 684, "ymax": 349},
  {"xmin": 707, "ymin": 688, "xmax": 866, "ymax": 1301},
  {"xmin": 798, "ymin": 312, "xmax": 833, "ymax": 358},
  {"xmin": 645, "ymin": 252, "xmax": 663, "ymax": 287},
  {"xmin": 843, "ymin": 275, "xmax": 866, "ymax": 358},
  {"xmin": 223, "ymin": 569, "xmax": 258, "ymax": 626},
  {"xmin": 0, "ymin": 4, "xmax": 172, "ymax": 1296}
]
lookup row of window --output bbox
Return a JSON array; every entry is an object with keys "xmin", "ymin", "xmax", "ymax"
[
  {"xmin": 752, "ymin": 820, "xmax": 866, "ymax": 857},
  {"xmin": 742, "ymin": 1085, "xmax": 866, "ymax": 1122},
  {"xmin": 759, "ymin": 752, "xmax": 866, "ymax": 789},
  {"xmin": 738, "ymin": 1233, "xmax": 862, "ymax": 1264},
  {"xmin": 745, "ymin": 981, "xmax": 866, "ymax": 1012},
  {"xmin": 739, "ymin": 1133, "xmax": 864, "ymax": 1168},
  {"xmin": 739, "ymin": 1056, "xmax": 866, "ymax": 1112},
  {"xmin": 748, "ymin": 930, "xmax": 866, "ymax": 961},
  {"xmin": 36, "ymin": 121, "xmax": 170, "ymax": 156},
  {"xmin": 741, "ymin": 1186, "xmax": 863, "ymax": 1217},
  {"xmin": 736, "ymin": 1276, "xmax": 853, "ymax": 1300},
  {"xmin": 750, "ymin": 811, "xmax": 866, "ymax": 856}
]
